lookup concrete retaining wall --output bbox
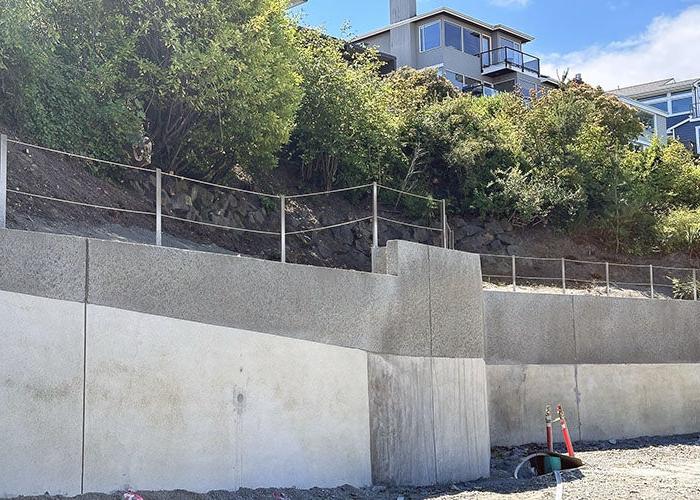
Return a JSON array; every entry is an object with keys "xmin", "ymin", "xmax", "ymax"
[
  {"xmin": 2, "ymin": 227, "xmax": 699, "ymax": 496},
  {"xmin": 0, "ymin": 229, "xmax": 489, "ymax": 496},
  {"xmin": 484, "ymin": 290, "xmax": 700, "ymax": 446}
]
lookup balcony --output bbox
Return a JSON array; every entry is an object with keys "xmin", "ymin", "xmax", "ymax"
[{"xmin": 480, "ymin": 47, "xmax": 540, "ymax": 77}]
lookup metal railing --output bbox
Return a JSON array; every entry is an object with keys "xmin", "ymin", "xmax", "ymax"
[
  {"xmin": 480, "ymin": 254, "xmax": 699, "ymax": 301},
  {"xmin": 479, "ymin": 46, "xmax": 540, "ymax": 77},
  {"xmin": 0, "ymin": 134, "xmax": 449, "ymax": 263}
]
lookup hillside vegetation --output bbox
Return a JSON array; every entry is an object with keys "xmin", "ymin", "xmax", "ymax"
[{"xmin": 1, "ymin": 0, "xmax": 699, "ymax": 258}]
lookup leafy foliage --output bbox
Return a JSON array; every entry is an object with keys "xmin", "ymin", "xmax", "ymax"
[
  {"xmin": 291, "ymin": 30, "xmax": 399, "ymax": 189},
  {"xmin": 657, "ymin": 208, "xmax": 700, "ymax": 257},
  {"xmin": 0, "ymin": 0, "xmax": 301, "ymax": 176}
]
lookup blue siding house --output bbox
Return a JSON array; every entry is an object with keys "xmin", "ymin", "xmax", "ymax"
[{"xmin": 611, "ymin": 77, "xmax": 700, "ymax": 154}]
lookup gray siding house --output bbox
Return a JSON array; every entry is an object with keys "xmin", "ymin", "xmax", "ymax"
[
  {"xmin": 352, "ymin": 0, "xmax": 558, "ymax": 97},
  {"xmin": 611, "ymin": 77, "xmax": 700, "ymax": 153}
]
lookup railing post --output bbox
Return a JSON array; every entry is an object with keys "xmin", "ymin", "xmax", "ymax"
[
  {"xmin": 155, "ymin": 168, "xmax": 162, "ymax": 246},
  {"xmin": 693, "ymin": 269, "xmax": 698, "ymax": 302},
  {"xmin": 280, "ymin": 195, "xmax": 286, "ymax": 263},
  {"xmin": 372, "ymin": 182, "xmax": 378, "ymax": 248},
  {"xmin": 605, "ymin": 262, "xmax": 610, "ymax": 296},
  {"xmin": 512, "ymin": 255, "xmax": 517, "ymax": 292},
  {"xmin": 0, "ymin": 134, "xmax": 7, "ymax": 229},
  {"xmin": 441, "ymin": 199, "xmax": 448, "ymax": 249},
  {"xmin": 561, "ymin": 258, "xmax": 566, "ymax": 294},
  {"xmin": 650, "ymin": 265, "xmax": 655, "ymax": 299}
]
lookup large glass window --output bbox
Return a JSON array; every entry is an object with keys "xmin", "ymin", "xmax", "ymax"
[
  {"xmin": 671, "ymin": 96, "xmax": 693, "ymax": 114},
  {"xmin": 462, "ymin": 29, "xmax": 481, "ymax": 55},
  {"xmin": 648, "ymin": 101, "xmax": 669, "ymax": 112},
  {"xmin": 445, "ymin": 22, "xmax": 462, "ymax": 51},
  {"xmin": 419, "ymin": 22, "xmax": 441, "ymax": 52}
]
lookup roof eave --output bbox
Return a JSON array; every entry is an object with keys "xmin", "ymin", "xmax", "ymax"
[{"xmin": 352, "ymin": 7, "xmax": 534, "ymax": 43}]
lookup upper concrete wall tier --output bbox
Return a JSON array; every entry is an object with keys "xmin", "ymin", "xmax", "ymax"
[
  {"xmin": 0, "ymin": 229, "xmax": 86, "ymax": 302},
  {"xmin": 0, "ymin": 229, "xmax": 485, "ymax": 359},
  {"xmin": 484, "ymin": 291, "xmax": 700, "ymax": 365}
]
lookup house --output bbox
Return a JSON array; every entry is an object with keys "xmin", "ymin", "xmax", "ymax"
[
  {"xmin": 610, "ymin": 77, "xmax": 700, "ymax": 154},
  {"xmin": 351, "ymin": 0, "xmax": 558, "ymax": 97}
]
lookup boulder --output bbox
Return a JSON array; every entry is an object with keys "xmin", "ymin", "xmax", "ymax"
[
  {"xmin": 499, "ymin": 232, "xmax": 520, "ymax": 245},
  {"xmin": 485, "ymin": 220, "xmax": 505, "ymax": 234}
]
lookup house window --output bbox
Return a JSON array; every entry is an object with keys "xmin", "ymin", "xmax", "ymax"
[
  {"xmin": 648, "ymin": 101, "xmax": 669, "ymax": 113},
  {"xmin": 419, "ymin": 22, "xmax": 441, "ymax": 52},
  {"xmin": 463, "ymin": 30, "xmax": 481, "ymax": 56},
  {"xmin": 671, "ymin": 96, "xmax": 693, "ymax": 114},
  {"xmin": 445, "ymin": 22, "xmax": 462, "ymax": 51},
  {"xmin": 696, "ymin": 126, "xmax": 700, "ymax": 154}
]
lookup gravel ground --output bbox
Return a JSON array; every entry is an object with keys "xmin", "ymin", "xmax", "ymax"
[{"xmin": 13, "ymin": 434, "xmax": 700, "ymax": 500}]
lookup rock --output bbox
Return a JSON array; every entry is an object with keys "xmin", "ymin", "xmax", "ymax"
[
  {"xmin": 608, "ymin": 439, "xmax": 617, "ymax": 445},
  {"xmin": 331, "ymin": 225, "xmax": 354, "ymax": 246},
  {"xmin": 316, "ymin": 240, "xmax": 334, "ymax": 259},
  {"xmin": 507, "ymin": 245, "xmax": 521, "ymax": 256},
  {"xmin": 499, "ymin": 232, "xmax": 520, "ymax": 245},
  {"xmin": 485, "ymin": 220, "xmax": 505, "ymax": 234},
  {"xmin": 171, "ymin": 193, "xmax": 193, "ymax": 214},
  {"xmin": 455, "ymin": 224, "xmax": 483, "ymax": 241},
  {"xmin": 489, "ymin": 239, "xmax": 505, "ymax": 252}
]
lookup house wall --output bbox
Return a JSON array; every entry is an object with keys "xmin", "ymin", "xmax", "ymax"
[
  {"xmin": 673, "ymin": 121, "xmax": 700, "ymax": 153},
  {"xmin": 360, "ymin": 32, "xmax": 391, "ymax": 55}
]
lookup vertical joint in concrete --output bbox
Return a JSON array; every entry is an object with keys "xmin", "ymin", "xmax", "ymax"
[{"xmin": 0, "ymin": 134, "xmax": 7, "ymax": 229}]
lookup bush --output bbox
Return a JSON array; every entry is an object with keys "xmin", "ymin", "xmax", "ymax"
[
  {"xmin": 670, "ymin": 276, "xmax": 699, "ymax": 300},
  {"xmin": 657, "ymin": 208, "xmax": 700, "ymax": 257}
]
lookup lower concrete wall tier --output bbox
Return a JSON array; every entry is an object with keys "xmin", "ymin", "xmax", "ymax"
[
  {"xmin": 0, "ymin": 290, "xmax": 85, "ymax": 498},
  {"xmin": 488, "ymin": 363, "xmax": 700, "ymax": 446},
  {"xmin": 577, "ymin": 364, "xmax": 700, "ymax": 441},
  {"xmin": 83, "ymin": 305, "xmax": 372, "ymax": 493},
  {"xmin": 487, "ymin": 364, "xmax": 580, "ymax": 447},
  {"xmin": 367, "ymin": 354, "xmax": 489, "ymax": 486}
]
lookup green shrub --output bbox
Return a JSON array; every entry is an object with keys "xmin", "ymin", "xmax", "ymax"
[
  {"xmin": 670, "ymin": 277, "xmax": 699, "ymax": 300},
  {"xmin": 657, "ymin": 208, "xmax": 700, "ymax": 257}
]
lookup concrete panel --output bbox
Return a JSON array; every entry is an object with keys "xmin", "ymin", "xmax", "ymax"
[
  {"xmin": 83, "ymin": 305, "xmax": 371, "ymax": 493},
  {"xmin": 484, "ymin": 292, "xmax": 576, "ymax": 364},
  {"xmin": 0, "ymin": 290, "xmax": 84, "ymax": 497},
  {"xmin": 368, "ymin": 354, "xmax": 491, "ymax": 486},
  {"xmin": 367, "ymin": 353, "xmax": 436, "ymax": 486},
  {"xmin": 0, "ymin": 228, "xmax": 86, "ymax": 302},
  {"xmin": 486, "ymin": 364, "xmax": 580, "ymax": 447},
  {"xmin": 573, "ymin": 296, "xmax": 700, "ymax": 364},
  {"xmin": 577, "ymin": 364, "xmax": 700, "ymax": 441},
  {"xmin": 381, "ymin": 241, "xmax": 431, "ymax": 356},
  {"xmin": 86, "ymin": 238, "xmax": 424, "ymax": 355},
  {"xmin": 428, "ymin": 246, "xmax": 484, "ymax": 358},
  {"xmin": 432, "ymin": 358, "xmax": 490, "ymax": 482}
]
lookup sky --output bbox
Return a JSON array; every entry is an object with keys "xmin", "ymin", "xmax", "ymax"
[{"xmin": 289, "ymin": 0, "xmax": 700, "ymax": 90}]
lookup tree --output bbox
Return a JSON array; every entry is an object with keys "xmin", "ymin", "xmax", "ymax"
[
  {"xmin": 292, "ymin": 29, "xmax": 399, "ymax": 189},
  {"xmin": 0, "ymin": 0, "xmax": 302, "ymax": 177}
]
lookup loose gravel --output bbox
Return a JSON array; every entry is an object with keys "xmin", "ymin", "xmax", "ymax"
[{"xmin": 12, "ymin": 434, "xmax": 700, "ymax": 500}]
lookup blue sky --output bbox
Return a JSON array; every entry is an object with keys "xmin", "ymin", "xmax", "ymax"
[{"xmin": 290, "ymin": 0, "xmax": 700, "ymax": 89}]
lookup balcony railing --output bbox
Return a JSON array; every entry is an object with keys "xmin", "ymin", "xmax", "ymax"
[{"xmin": 480, "ymin": 47, "xmax": 540, "ymax": 77}]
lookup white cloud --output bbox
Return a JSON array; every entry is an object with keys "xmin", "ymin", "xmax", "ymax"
[
  {"xmin": 490, "ymin": 0, "xmax": 530, "ymax": 6},
  {"xmin": 540, "ymin": 5, "xmax": 700, "ymax": 90}
]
